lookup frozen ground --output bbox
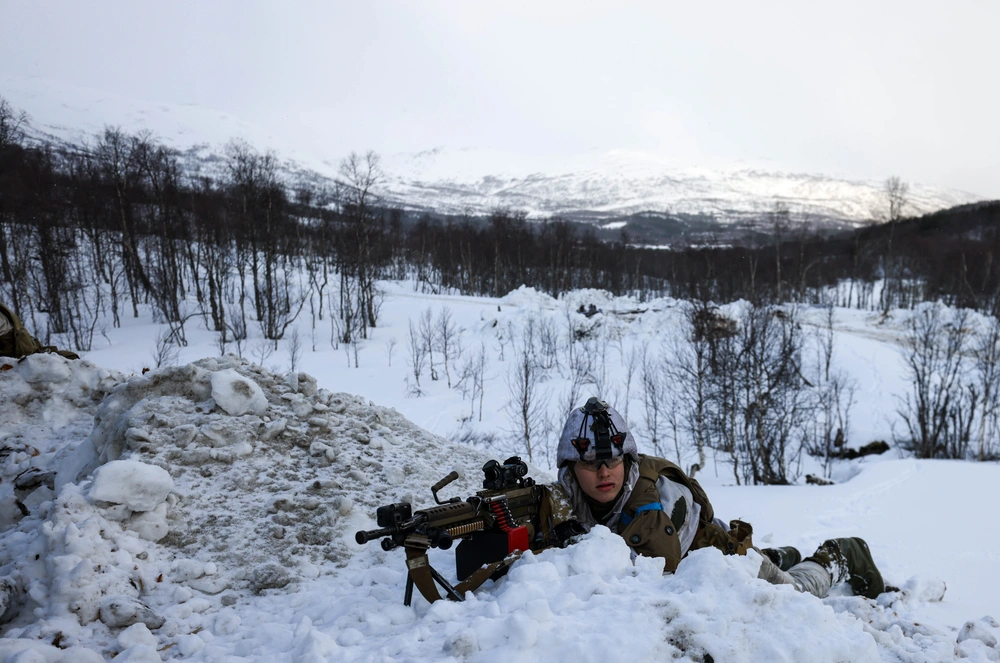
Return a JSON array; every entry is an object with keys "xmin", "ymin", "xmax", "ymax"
[{"xmin": 1, "ymin": 282, "xmax": 998, "ymax": 661}]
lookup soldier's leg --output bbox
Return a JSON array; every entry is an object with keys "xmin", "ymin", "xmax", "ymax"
[
  {"xmin": 760, "ymin": 545, "xmax": 802, "ymax": 571},
  {"xmin": 785, "ymin": 561, "xmax": 832, "ymax": 598},
  {"xmin": 757, "ymin": 554, "xmax": 831, "ymax": 598},
  {"xmin": 804, "ymin": 537, "xmax": 885, "ymax": 599}
]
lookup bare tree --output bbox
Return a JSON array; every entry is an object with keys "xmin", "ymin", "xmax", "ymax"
[
  {"xmin": 228, "ymin": 313, "xmax": 247, "ymax": 360},
  {"xmin": 879, "ymin": 176, "xmax": 909, "ymax": 312},
  {"xmin": 418, "ymin": 307, "xmax": 438, "ymax": 381},
  {"xmin": 563, "ymin": 352, "xmax": 589, "ymax": 428},
  {"xmin": 665, "ymin": 302, "xmax": 715, "ymax": 472},
  {"xmin": 620, "ymin": 343, "xmax": 641, "ymax": 422},
  {"xmin": 640, "ymin": 343, "xmax": 666, "ymax": 458},
  {"xmin": 537, "ymin": 316, "xmax": 561, "ymax": 370},
  {"xmin": 584, "ymin": 336, "xmax": 614, "ymax": 400},
  {"xmin": 338, "ymin": 150, "xmax": 384, "ymax": 331},
  {"xmin": 150, "ymin": 329, "xmax": 180, "ymax": 368},
  {"xmin": 349, "ymin": 338, "xmax": 363, "ymax": 369},
  {"xmin": 406, "ymin": 318, "xmax": 427, "ymax": 393},
  {"xmin": 252, "ymin": 338, "xmax": 275, "ymax": 368},
  {"xmin": 287, "ymin": 326, "xmax": 302, "ymax": 373},
  {"xmin": 883, "ymin": 176, "xmax": 909, "ymax": 224},
  {"xmin": 436, "ymin": 306, "xmax": 461, "ymax": 387},
  {"xmin": 896, "ymin": 304, "xmax": 974, "ymax": 458},
  {"xmin": 770, "ymin": 202, "xmax": 790, "ymax": 302},
  {"xmin": 457, "ymin": 342, "xmax": 489, "ymax": 421},
  {"xmin": 808, "ymin": 306, "xmax": 857, "ymax": 476},
  {"xmin": 503, "ymin": 322, "xmax": 549, "ymax": 462},
  {"xmin": 972, "ymin": 315, "xmax": 1000, "ymax": 460},
  {"xmin": 384, "ymin": 336, "xmax": 398, "ymax": 367},
  {"xmin": 695, "ymin": 303, "xmax": 810, "ymax": 485},
  {"xmin": 0, "ymin": 97, "xmax": 29, "ymax": 313}
]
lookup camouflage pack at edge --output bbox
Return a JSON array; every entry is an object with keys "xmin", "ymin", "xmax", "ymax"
[{"xmin": 0, "ymin": 302, "xmax": 79, "ymax": 361}]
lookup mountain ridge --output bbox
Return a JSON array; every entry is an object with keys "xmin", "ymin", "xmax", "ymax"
[{"xmin": 1, "ymin": 75, "xmax": 984, "ymax": 232}]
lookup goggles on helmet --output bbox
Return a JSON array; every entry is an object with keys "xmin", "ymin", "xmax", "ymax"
[{"xmin": 575, "ymin": 455, "xmax": 625, "ymax": 472}]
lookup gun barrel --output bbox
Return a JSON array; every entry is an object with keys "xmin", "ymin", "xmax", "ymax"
[{"xmin": 355, "ymin": 527, "xmax": 393, "ymax": 545}]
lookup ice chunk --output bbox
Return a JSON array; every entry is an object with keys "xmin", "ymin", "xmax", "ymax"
[
  {"xmin": 117, "ymin": 623, "xmax": 157, "ymax": 649},
  {"xmin": 99, "ymin": 596, "xmax": 166, "ymax": 629},
  {"xmin": 958, "ymin": 620, "xmax": 998, "ymax": 647},
  {"xmin": 211, "ymin": 369, "xmax": 267, "ymax": 416},
  {"xmin": 177, "ymin": 634, "xmax": 205, "ymax": 656},
  {"xmin": 902, "ymin": 575, "xmax": 947, "ymax": 602},
  {"xmin": 126, "ymin": 503, "xmax": 169, "ymax": 541},
  {"xmin": 90, "ymin": 460, "xmax": 174, "ymax": 512},
  {"xmin": 113, "ymin": 644, "xmax": 162, "ymax": 662},
  {"xmin": 18, "ymin": 353, "xmax": 72, "ymax": 385}
]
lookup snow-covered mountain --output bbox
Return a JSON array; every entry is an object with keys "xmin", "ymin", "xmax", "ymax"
[
  {"xmin": 380, "ymin": 148, "xmax": 982, "ymax": 227},
  {"xmin": 1, "ymin": 75, "xmax": 984, "ymax": 231}
]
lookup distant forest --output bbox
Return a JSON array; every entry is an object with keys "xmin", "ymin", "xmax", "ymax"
[{"xmin": 2, "ymin": 96, "xmax": 999, "ymax": 354}]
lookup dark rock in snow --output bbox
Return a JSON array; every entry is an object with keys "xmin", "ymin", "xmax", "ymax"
[{"xmin": 250, "ymin": 563, "xmax": 292, "ymax": 594}]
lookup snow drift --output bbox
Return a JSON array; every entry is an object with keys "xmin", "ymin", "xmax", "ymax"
[{"xmin": 0, "ymin": 353, "xmax": 997, "ymax": 661}]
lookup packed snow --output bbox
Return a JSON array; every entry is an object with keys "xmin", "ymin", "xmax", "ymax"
[{"xmin": 1, "ymin": 283, "xmax": 999, "ymax": 662}]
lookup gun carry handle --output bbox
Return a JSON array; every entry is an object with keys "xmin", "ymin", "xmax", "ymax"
[{"xmin": 431, "ymin": 471, "xmax": 461, "ymax": 505}]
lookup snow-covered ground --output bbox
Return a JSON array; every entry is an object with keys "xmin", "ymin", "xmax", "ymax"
[{"xmin": 2, "ymin": 281, "xmax": 999, "ymax": 662}]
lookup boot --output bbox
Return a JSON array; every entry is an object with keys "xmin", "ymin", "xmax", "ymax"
[
  {"xmin": 805, "ymin": 537, "xmax": 885, "ymax": 599},
  {"xmin": 760, "ymin": 546, "xmax": 802, "ymax": 572}
]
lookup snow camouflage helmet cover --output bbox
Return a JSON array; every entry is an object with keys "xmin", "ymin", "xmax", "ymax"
[{"xmin": 556, "ymin": 398, "xmax": 639, "ymax": 468}]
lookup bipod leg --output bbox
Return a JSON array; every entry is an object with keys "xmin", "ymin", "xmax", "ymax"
[
  {"xmin": 429, "ymin": 566, "xmax": 464, "ymax": 602},
  {"xmin": 404, "ymin": 572, "xmax": 415, "ymax": 607}
]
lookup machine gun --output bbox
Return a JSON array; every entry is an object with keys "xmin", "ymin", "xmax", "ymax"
[{"xmin": 355, "ymin": 456, "xmax": 543, "ymax": 605}]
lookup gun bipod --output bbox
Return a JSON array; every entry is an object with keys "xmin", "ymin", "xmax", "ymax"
[{"xmin": 403, "ymin": 544, "xmax": 518, "ymax": 606}]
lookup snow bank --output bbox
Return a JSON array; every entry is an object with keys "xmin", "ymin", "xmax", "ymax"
[
  {"xmin": 1, "ymin": 352, "xmax": 998, "ymax": 661},
  {"xmin": 0, "ymin": 354, "xmax": 494, "ymax": 659},
  {"xmin": 209, "ymin": 526, "xmax": 994, "ymax": 663},
  {"xmin": 0, "ymin": 354, "xmax": 123, "ymax": 533}
]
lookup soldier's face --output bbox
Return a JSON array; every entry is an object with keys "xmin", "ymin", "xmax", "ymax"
[{"xmin": 574, "ymin": 459, "xmax": 625, "ymax": 503}]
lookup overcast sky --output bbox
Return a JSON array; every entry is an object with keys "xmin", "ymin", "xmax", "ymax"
[{"xmin": 2, "ymin": 1, "xmax": 998, "ymax": 196}]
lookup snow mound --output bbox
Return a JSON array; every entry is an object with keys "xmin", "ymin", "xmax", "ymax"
[
  {"xmin": 0, "ymin": 354, "xmax": 123, "ymax": 531},
  {"xmin": 0, "ymin": 354, "xmax": 495, "ymax": 658},
  {"xmin": 2, "ymin": 353, "xmax": 996, "ymax": 661},
  {"xmin": 223, "ymin": 527, "xmax": 979, "ymax": 663}
]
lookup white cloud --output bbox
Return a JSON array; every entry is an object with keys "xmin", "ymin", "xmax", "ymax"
[{"xmin": 1, "ymin": 1, "xmax": 997, "ymax": 196}]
